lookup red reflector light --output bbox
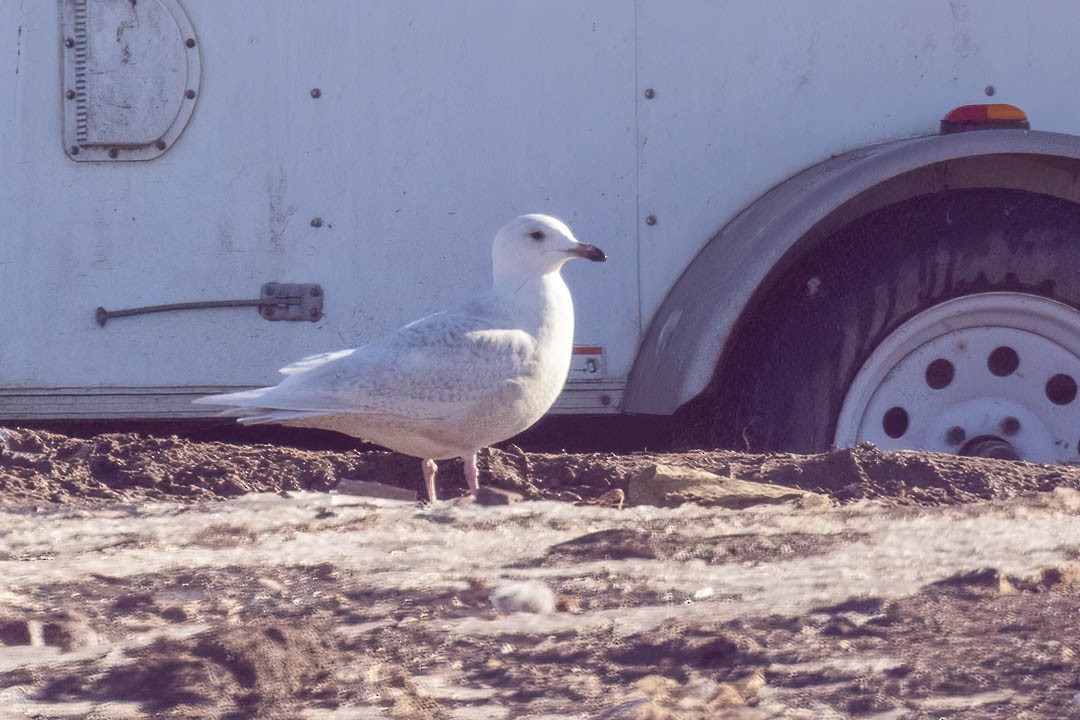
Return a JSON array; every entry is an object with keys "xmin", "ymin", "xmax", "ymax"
[{"xmin": 941, "ymin": 104, "xmax": 1029, "ymax": 134}]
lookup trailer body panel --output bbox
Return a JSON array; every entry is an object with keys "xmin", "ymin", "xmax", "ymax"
[{"xmin": 4, "ymin": 2, "xmax": 1080, "ymax": 419}]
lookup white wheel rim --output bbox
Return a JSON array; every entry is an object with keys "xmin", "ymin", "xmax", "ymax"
[{"xmin": 834, "ymin": 292, "xmax": 1080, "ymax": 463}]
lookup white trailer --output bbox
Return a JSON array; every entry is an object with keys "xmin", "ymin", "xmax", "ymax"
[{"xmin": 6, "ymin": 1, "xmax": 1080, "ymax": 463}]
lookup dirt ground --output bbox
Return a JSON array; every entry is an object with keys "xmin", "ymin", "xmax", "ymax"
[{"xmin": 2, "ymin": 427, "xmax": 1080, "ymax": 719}]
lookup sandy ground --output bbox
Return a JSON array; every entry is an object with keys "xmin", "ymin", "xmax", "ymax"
[{"xmin": 2, "ymin": 428, "xmax": 1080, "ymax": 719}]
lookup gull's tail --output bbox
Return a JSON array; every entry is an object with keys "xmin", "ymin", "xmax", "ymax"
[
  {"xmin": 193, "ymin": 347, "xmax": 358, "ymax": 425},
  {"xmin": 193, "ymin": 388, "xmax": 327, "ymax": 426}
]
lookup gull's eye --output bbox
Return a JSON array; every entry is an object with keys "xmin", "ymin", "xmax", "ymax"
[{"xmin": 528, "ymin": 230, "xmax": 545, "ymax": 241}]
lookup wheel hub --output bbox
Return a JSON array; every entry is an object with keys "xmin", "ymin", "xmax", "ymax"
[
  {"xmin": 834, "ymin": 293, "xmax": 1080, "ymax": 463},
  {"xmin": 960, "ymin": 435, "xmax": 1020, "ymax": 461}
]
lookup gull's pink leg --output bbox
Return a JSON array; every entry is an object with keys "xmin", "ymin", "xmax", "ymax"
[
  {"xmin": 462, "ymin": 453, "xmax": 479, "ymax": 493},
  {"xmin": 421, "ymin": 458, "xmax": 438, "ymax": 502}
]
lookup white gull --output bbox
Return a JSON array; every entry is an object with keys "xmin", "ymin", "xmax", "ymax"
[{"xmin": 195, "ymin": 214, "xmax": 606, "ymax": 501}]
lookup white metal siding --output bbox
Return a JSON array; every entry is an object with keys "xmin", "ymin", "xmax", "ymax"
[
  {"xmin": 4, "ymin": 1, "xmax": 1080, "ymax": 418},
  {"xmin": 1, "ymin": 2, "xmax": 638, "ymax": 415},
  {"xmin": 635, "ymin": 0, "xmax": 1080, "ymax": 320}
]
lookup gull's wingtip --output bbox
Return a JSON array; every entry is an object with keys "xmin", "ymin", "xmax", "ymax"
[{"xmin": 191, "ymin": 387, "xmax": 274, "ymax": 406}]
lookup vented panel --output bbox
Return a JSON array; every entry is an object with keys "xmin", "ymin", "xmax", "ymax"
[{"xmin": 61, "ymin": 0, "xmax": 201, "ymax": 161}]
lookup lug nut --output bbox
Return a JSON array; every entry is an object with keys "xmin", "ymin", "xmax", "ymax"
[
  {"xmin": 1001, "ymin": 416, "xmax": 1021, "ymax": 436},
  {"xmin": 946, "ymin": 426, "xmax": 966, "ymax": 446}
]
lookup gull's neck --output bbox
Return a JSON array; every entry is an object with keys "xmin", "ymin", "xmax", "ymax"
[{"xmin": 493, "ymin": 270, "xmax": 573, "ymax": 336}]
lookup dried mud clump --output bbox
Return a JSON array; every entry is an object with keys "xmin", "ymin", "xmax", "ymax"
[
  {"xmin": 4, "ymin": 426, "xmax": 1080, "ymax": 507},
  {"xmin": 43, "ymin": 621, "xmax": 342, "ymax": 716}
]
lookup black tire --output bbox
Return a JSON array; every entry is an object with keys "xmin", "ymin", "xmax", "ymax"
[{"xmin": 680, "ymin": 188, "xmax": 1080, "ymax": 453}]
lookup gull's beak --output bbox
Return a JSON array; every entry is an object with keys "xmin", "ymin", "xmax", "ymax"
[{"xmin": 567, "ymin": 243, "xmax": 606, "ymax": 262}]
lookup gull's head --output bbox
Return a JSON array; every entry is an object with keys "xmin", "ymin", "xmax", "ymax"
[{"xmin": 492, "ymin": 214, "xmax": 606, "ymax": 278}]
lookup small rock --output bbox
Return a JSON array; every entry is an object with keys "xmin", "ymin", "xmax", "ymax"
[
  {"xmin": 475, "ymin": 486, "xmax": 524, "ymax": 506},
  {"xmin": 1051, "ymin": 486, "xmax": 1080, "ymax": 513},
  {"xmin": 159, "ymin": 606, "xmax": 188, "ymax": 623},
  {"xmin": 555, "ymin": 593, "xmax": 582, "ymax": 613},
  {"xmin": 491, "ymin": 580, "xmax": 555, "ymax": 614},
  {"xmin": 0, "ymin": 617, "xmax": 31, "ymax": 646},
  {"xmin": 583, "ymin": 488, "xmax": 626, "ymax": 508},
  {"xmin": 711, "ymin": 681, "xmax": 747, "ymax": 706},
  {"xmin": 444, "ymin": 493, "xmax": 477, "ymax": 507},
  {"xmin": 692, "ymin": 587, "xmax": 715, "ymax": 601},
  {"xmin": 113, "ymin": 592, "xmax": 155, "ymax": 612},
  {"xmin": 256, "ymin": 577, "xmax": 284, "ymax": 595},
  {"xmin": 334, "ymin": 478, "xmax": 417, "ymax": 502},
  {"xmin": 636, "ymin": 673, "xmax": 678, "ymax": 698},
  {"xmin": 505, "ymin": 444, "xmax": 528, "ymax": 458},
  {"xmin": 323, "ymin": 593, "xmax": 349, "ymax": 608},
  {"xmin": 628, "ymin": 463, "xmax": 830, "ymax": 509},
  {"xmin": 310, "ymin": 563, "xmax": 338, "ymax": 581},
  {"xmin": 599, "ymin": 672, "xmax": 753, "ymax": 719},
  {"xmin": 798, "ymin": 492, "xmax": 832, "ymax": 509},
  {"xmin": 736, "ymin": 667, "xmax": 767, "ymax": 699},
  {"xmin": 1011, "ymin": 564, "xmax": 1080, "ymax": 591},
  {"xmin": 42, "ymin": 611, "xmax": 98, "ymax": 651}
]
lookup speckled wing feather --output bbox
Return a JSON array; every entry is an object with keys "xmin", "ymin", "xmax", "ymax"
[{"xmin": 198, "ymin": 298, "xmax": 536, "ymax": 423}]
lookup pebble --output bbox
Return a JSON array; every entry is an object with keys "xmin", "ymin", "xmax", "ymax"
[
  {"xmin": 256, "ymin": 577, "xmax": 284, "ymax": 595},
  {"xmin": 491, "ymin": 580, "xmax": 556, "ymax": 614},
  {"xmin": 475, "ymin": 486, "xmax": 524, "ymax": 506},
  {"xmin": 334, "ymin": 478, "xmax": 417, "ymax": 501}
]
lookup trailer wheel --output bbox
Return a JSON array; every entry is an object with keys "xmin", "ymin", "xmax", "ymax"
[{"xmin": 700, "ymin": 189, "xmax": 1080, "ymax": 462}]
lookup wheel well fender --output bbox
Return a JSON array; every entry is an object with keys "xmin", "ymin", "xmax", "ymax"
[{"xmin": 623, "ymin": 129, "xmax": 1080, "ymax": 415}]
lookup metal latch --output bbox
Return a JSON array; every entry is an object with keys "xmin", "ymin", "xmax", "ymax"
[{"xmin": 95, "ymin": 283, "xmax": 324, "ymax": 327}]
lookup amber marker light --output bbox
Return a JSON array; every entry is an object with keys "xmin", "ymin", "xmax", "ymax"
[{"xmin": 940, "ymin": 104, "xmax": 1030, "ymax": 134}]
